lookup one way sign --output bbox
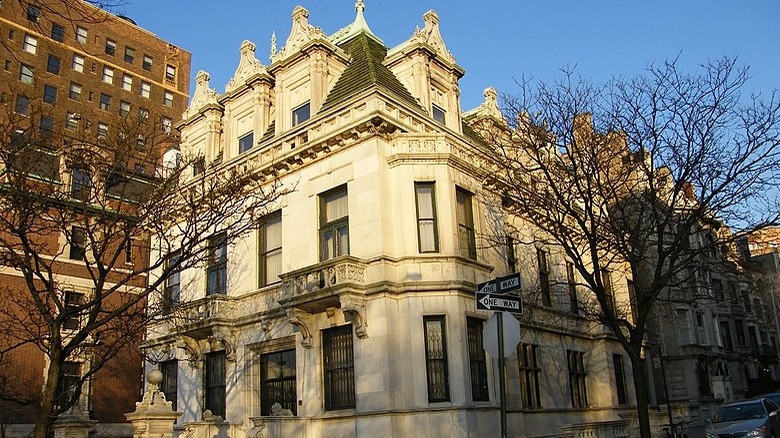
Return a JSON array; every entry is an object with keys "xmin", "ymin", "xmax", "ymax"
[{"xmin": 476, "ymin": 293, "xmax": 523, "ymax": 313}]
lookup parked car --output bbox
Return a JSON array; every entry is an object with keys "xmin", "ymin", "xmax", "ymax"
[
  {"xmin": 706, "ymin": 398, "xmax": 780, "ymax": 438},
  {"xmin": 755, "ymin": 392, "xmax": 780, "ymax": 407}
]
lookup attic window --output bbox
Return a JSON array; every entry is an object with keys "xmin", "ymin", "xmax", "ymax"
[
  {"xmin": 239, "ymin": 132, "xmax": 254, "ymax": 154},
  {"xmin": 292, "ymin": 102, "xmax": 310, "ymax": 127},
  {"xmin": 432, "ymin": 104, "xmax": 446, "ymax": 124}
]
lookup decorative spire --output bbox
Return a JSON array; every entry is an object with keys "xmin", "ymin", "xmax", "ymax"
[
  {"xmin": 330, "ymin": 0, "xmax": 381, "ymax": 44},
  {"xmin": 270, "ymin": 31, "xmax": 277, "ymax": 58}
]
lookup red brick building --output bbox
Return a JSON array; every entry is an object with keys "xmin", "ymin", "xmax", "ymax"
[{"xmin": 0, "ymin": 0, "xmax": 190, "ymax": 433}]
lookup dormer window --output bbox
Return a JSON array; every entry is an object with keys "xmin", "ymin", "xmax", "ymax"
[
  {"xmin": 292, "ymin": 102, "xmax": 310, "ymax": 127},
  {"xmin": 239, "ymin": 132, "xmax": 254, "ymax": 154},
  {"xmin": 432, "ymin": 104, "xmax": 446, "ymax": 124}
]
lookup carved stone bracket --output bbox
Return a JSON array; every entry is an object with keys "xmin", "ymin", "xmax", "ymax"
[
  {"xmin": 340, "ymin": 294, "xmax": 368, "ymax": 339},
  {"xmin": 286, "ymin": 308, "xmax": 313, "ymax": 348},
  {"xmin": 177, "ymin": 335, "xmax": 202, "ymax": 368},
  {"xmin": 211, "ymin": 327, "xmax": 237, "ymax": 362}
]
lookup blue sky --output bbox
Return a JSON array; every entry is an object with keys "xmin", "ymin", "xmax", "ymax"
[{"xmin": 118, "ymin": 0, "xmax": 779, "ymax": 111}]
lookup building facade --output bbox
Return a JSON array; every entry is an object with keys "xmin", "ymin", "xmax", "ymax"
[
  {"xmin": 144, "ymin": 4, "xmax": 644, "ymax": 437},
  {"xmin": 0, "ymin": 0, "xmax": 190, "ymax": 433}
]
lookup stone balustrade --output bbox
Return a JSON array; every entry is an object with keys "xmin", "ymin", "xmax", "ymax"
[{"xmin": 280, "ymin": 255, "xmax": 367, "ymax": 299}]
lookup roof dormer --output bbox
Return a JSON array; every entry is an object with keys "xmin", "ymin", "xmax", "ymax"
[
  {"xmin": 268, "ymin": 6, "xmax": 350, "ymax": 133},
  {"xmin": 386, "ymin": 10, "xmax": 466, "ymax": 133}
]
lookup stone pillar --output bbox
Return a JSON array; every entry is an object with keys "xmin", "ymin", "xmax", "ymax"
[
  {"xmin": 52, "ymin": 405, "xmax": 97, "ymax": 438},
  {"xmin": 125, "ymin": 370, "xmax": 182, "ymax": 438}
]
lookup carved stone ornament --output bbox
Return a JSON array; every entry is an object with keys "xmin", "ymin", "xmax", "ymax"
[
  {"xmin": 177, "ymin": 335, "xmax": 202, "ymax": 368},
  {"xmin": 226, "ymin": 40, "xmax": 268, "ymax": 93},
  {"xmin": 211, "ymin": 327, "xmax": 237, "ymax": 362},
  {"xmin": 330, "ymin": 0, "xmax": 381, "ymax": 45},
  {"xmin": 476, "ymin": 87, "xmax": 503, "ymax": 120},
  {"xmin": 408, "ymin": 10, "xmax": 455, "ymax": 65},
  {"xmin": 271, "ymin": 6, "xmax": 328, "ymax": 64},
  {"xmin": 340, "ymin": 294, "xmax": 368, "ymax": 339},
  {"xmin": 286, "ymin": 308, "xmax": 313, "ymax": 348},
  {"xmin": 183, "ymin": 70, "xmax": 218, "ymax": 119}
]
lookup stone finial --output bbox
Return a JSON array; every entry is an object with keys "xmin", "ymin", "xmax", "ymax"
[
  {"xmin": 408, "ymin": 9, "xmax": 454, "ymax": 64},
  {"xmin": 226, "ymin": 40, "xmax": 268, "ymax": 92},
  {"xmin": 292, "ymin": 5, "xmax": 309, "ymax": 23},
  {"xmin": 422, "ymin": 10, "xmax": 439, "ymax": 27},
  {"xmin": 183, "ymin": 70, "xmax": 218, "ymax": 119},
  {"xmin": 355, "ymin": 0, "xmax": 365, "ymax": 13},
  {"xmin": 125, "ymin": 371, "xmax": 181, "ymax": 438},
  {"xmin": 330, "ymin": 0, "xmax": 381, "ymax": 45},
  {"xmin": 480, "ymin": 87, "xmax": 502, "ymax": 119},
  {"xmin": 272, "ymin": 5, "xmax": 328, "ymax": 63},
  {"xmin": 270, "ymin": 32, "xmax": 277, "ymax": 58}
]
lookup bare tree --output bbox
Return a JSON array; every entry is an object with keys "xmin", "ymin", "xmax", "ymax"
[
  {"xmin": 478, "ymin": 58, "xmax": 780, "ymax": 437},
  {"xmin": 0, "ymin": 89, "xmax": 290, "ymax": 438}
]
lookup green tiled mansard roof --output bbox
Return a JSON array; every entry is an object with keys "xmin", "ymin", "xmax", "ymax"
[{"xmin": 321, "ymin": 33, "xmax": 422, "ymax": 112}]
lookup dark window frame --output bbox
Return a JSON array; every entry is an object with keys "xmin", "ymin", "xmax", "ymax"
[
  {"xmin": 415, "ymin": 182, "xmax": 439, "ymax": 253},
  {"xmin": 518, "ymin": 343, "xmax": 542, "ymax": 408},
  {"xmin": 159, "ymin": 360, "xmax": 178, "ymax": 409},
  {"xmin": 567, "ymin": 350, "xmax": 588, "ymax": 408},
  {"xmin": 537, "ymin": 248, "xmax": 551, "ymax": 306},
  {"xmin": 69, "ymin": 227, "xmax": 87, "ymax": 260},
  {"xmin": 466, "ymin": 317, "xmax": 489, "ymax": 402},
  {"xmin": 206, "ymin": 232, "xmax": 227, "ymax": 295},
  {"xmin": 104, "ymin": 38, "xmax": 116, "ymax": 56},
  {"xmin": 238, "ymin": 132, "xmax": 254, "ymax": 154},
  {"xmin": 456, "ymin": 187, "xmax": 476, "ymax": 259},
  {"xmin": 259, "ymin": 211, "xmax": 282, "ymax": 287},
  {"xmin": 613, "ymin": 354, "xmax": 627, "ymax": 405},
  {"xmin": 43, "ymin": 84, "xmax": 57, "ymax": 104},
  {"xmin": 292, "ymin": 101, "xmax": 310, "ymax": 126},
  {"xmin": 204, "ymin": 351, "xmax": 226, "ymax": 417},
  {"xmin": 432, "ymin": 104, "xmax": 446, "ymax": 124},
  {"xmin": 47, "ymin": 54, "xmax": 61, "ymax": 75},
  {"xmin": 322, "ymin": 325, "xmax": 355, "ymax": 410},
  {"xmin": 260, "ymin": 349, "xmax": 296, "ymax": 416},
  {"xmin": 423, "ymin": 315, "xmax": 450, "ymax": 402},
  {"xmin": 163, "ymin": 250, "xmax": 181, "ymax": 314},
  {"xmin": 566, "ymin": 261, "xmax": 578, "ymax": 314},
  {"xmin": 319, "ymin": 185, "xmax": 349, "ymax": 261},
  {"xmin": 99, "ymin": 93, "xmax": 111, "ymax": 111}
]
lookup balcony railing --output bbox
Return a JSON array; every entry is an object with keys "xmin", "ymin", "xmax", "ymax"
[
  {"xmin": 169, "ymin": 294, "xmax": 236, "ymax": 337},
  {"xmin": 280, "ymin": 256, "xmax": 366, "ymax": 298}
]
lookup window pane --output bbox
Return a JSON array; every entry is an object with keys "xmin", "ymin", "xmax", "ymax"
[
  {"xmin": 260, "ymin": 212, "xmax": 282, "ymax": 286},
  {"xmin": 323, "ymin": 325, "xmax": 355, "ymax": 410},
  {"xmin": 292, "ymin": 102, "xmax": 310, "ymax": 126},
  {"xmin": 467, "ymin": 317, "xmax": 489, "ymax": 401},
  {"xmin": 205, "ymin": 351, "xmax": 226, "ymax": 417},
  {"xmin": 424, "ymin": 316, "xmax": 450, "ymax": 402},
  {"xmin": 260, "ymin": 349, "xmax": 296, "ymax": 415},
  {"xmin": 415, "ymin": 183, "xmax": 438, "ymax": 252},
  {"xmin": 159, "ymin": 360, "xmax": 178, "ymax": 409}
]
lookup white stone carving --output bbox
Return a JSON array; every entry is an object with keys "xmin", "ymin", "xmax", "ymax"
[
  {"xmin": 183, "ymin": 70, "xmax": 218, "ymax": 120},
  {"xmin": 408, "ymin": 10, "xmax": 455, "ymax": 64},
  {"xmin": 226, "ymin": 40, "xmax": 268, "ymax": 93},
  {"xmin": 286, "ymin": 308, "xmax": 313, "ymax": 349},
  {"xmin": 475, "ymin": 87, "xmax": 503, "ymax": 120},
  {"xmin": 271, "ymin": 6, "xmax": 328, "ymax": 64},
  {"xmin": 340, "ymin": 294, "xmax": 368, "ymax": 339},
  {"xmin": 177, "ymin": 335, "xmax": 202, "ymax": 368},
  {"xmin": 330, "ymin": 0, "xmax": 381, "ymax": 45}
]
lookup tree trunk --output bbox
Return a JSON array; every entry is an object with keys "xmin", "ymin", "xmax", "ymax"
[
  {"xmin": 33, "ymin": 353, "xmax": 61, "ymax": 438},
  {"xmin": 629, "ymin": 347, "xmax": 652, "ymax": 438}
]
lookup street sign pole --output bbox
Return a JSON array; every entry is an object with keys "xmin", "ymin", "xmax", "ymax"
[{"xmin": 498, "ymin": 312, "xmax": 507, "ymax": 438}]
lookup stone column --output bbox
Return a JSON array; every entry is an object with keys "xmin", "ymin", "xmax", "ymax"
[
  {"xmin": 125, "ymin": 370, "xmax": 182, "ymax": 438},
  {"xmin": 52, "ymin": 405, "xmax": 97, "ymax": 438}
]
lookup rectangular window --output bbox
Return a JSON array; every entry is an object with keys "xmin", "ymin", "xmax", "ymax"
[
  {"xmin": 165, "ymin": 64, "xmax": 176, "ymax": 82},
  {"xmin": 260, "ymin": 349, "xmax": 296, "ymax": 416},
  {"xmin": 735, "ymin": 319, "xmax": 747, "ymax": 346},
  {"xmin": 238, "ymin": 132, "xmax": 254, "ymax": 153},
  {"xmin": 613, "ymin": 354, "xmax": 627, "ymax": 405},
  {"xmin": 323, "ymin": 325, "xmax": 355, "ymax": 410},
  {"xmin": 99, "ymin": 93, "xmax": 111, "ymax": 111},
  {"xmin": 204, "ymin": 351, "xmax": 226, "ymax": 417},
  {"xmin": 432, "ymin": 104, "xmax": 446, "ymax": 124},
  {"xmin": 161, "ymin": 117, "xmax": 172, "ymax": 134},
  {"xmin": 66, "ymin": 112, "xmax": 78, "ymax": 131},
  {"xmin": 62, "ymin": 291, "xmax": 85, "ymax": 330},
  {"xmin": 627, "ymin": 279, "xmax": 638, "ymax": 320},
  {"xmin": 415, "ymin": 182, "xmax": 439, "ymax": 252},
  {"xmin": 124, "ymin": 46, "xmax": 135, "ymax": 64},
  {"xmin": 97, "ymin": 122, "xmax": 108, "ymax": 138},
  {"xmin": 602, "ymin": 269, "xmax": 614, "ymax": 311},
  {"xmin": 139, "ymin": 107, "xmax": 149, "ymax": 120},
  {"xmin": 423, "ymin": 315, "xmax": 450, "ymax": 402},
  {"xmin": 40, "ymin": 116, "xmax": 54, "ymax": 137},
  {"xmin": 207, "ymin": 232, "xmax": 227, "ymax": 295},
  {"xmin": 102, "ymin": 66, "xmax": 113, "ymax": 84},
  {"xmin": 104, "ymin": 38, "xmax": 116, "ymax": 56},
  {"xmin": 567, "ymin": 262, "xmax": 578, "ymax": 314},
  {"xmin": 163, "ymin": 250, "xmax": 181, "ymax": 314},
  {"xmin": 159, "ymin": 360, "xmax": 177, "ymax": 410},
  {"xmin": 55, "ymin": 362, "xmax": 80, "ymax": 408},
  {"xmin": 720, "ymin": 320, "xmax": 733, "ymax": 350},
  {"xmin": 163, "ymin": 90, "xmax": 173, "ymax": 107},
  {"xmin": 19, "ymin": 64, "xmax": 33, "ymax": 84},
  {"xmin": 518, "ymin": 343, "xmax": 541, "ymax": 408},
  {"xmin": 75, "ymin": 26, "xmax": 87, "ymax": 45},
  {"xmin": 69, "ymin": 227, "xmax": 86, "ymax": 260},
  {"xmin": 15, "ymin": 94, "xmax": 29, "ymax": 115},
  {"xmin": 292, "ymin": 102, "xmax": 310, "ymax": 126},
  {"xmin": 23, "ymin": 34, "xmax": 37, "ymax": 54},
  {"xmin": 71, "ymin": 167, "xmax": 91, "ymax": 200},
  {"xmin": 51, "ymin": 23, "xmax": 65, "ymax": 42},
  {"xmin": 696, "ymin": 312, "xmax": 709, "ymax": 345},
  {"xmin": 467, "ymin": 317, "xmax": 489, "ymax": 402},
  {"xmin": 320, "ymin": 186, "xmax": 349, "ymax": 261},
  {"xmin": 537, "ymin": 248, "xmax": 551, "ymax": 306},
  {"xmin": 26, "ymin": 4, "xmax": 40, "ymax": 22},
  {"xmin": 119, "ymin": 100, "xmax": 130, "ymax": 117},
  {"xmin": 142, "ymin": 54, "xmax": 153, "ymax": 71},
  {"xmin": 456, "ymin": 187, "xmax": 476, "ymax": 259},
  {"xmin": 259, "ymin": 212, "xmax": 282, "ymax": 287},
  {"xmin": 72, "ymin": 54, "xmax": 84, "ymax": 73},
  {"xmin": 69, "ymin": 82, "xmax": 81, "ymax": 101},
  {"xmin": 46, "ymin": 55, "xmax": 60, "ymax": 75},
  {"xmin": 121, "ymin": 74, "xmax": 133, "ymax": 92},
  {"xmin": 43, "ymin": 84, "xmax": 57, "ymax": 104},
  {"xmin": 140, "ymin": 81, "xmax": 150, "ymax": 98},
  {"xmin": 677, "ymin": 309, "xmax": 693, "ymax": 345},
  {"xmin": 567, "ymin": 350, "xmax": 588, "ymax": 408},
  {"xmin": 712, "ymin": 278, "xmax": 724, "ymax": 301}
]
